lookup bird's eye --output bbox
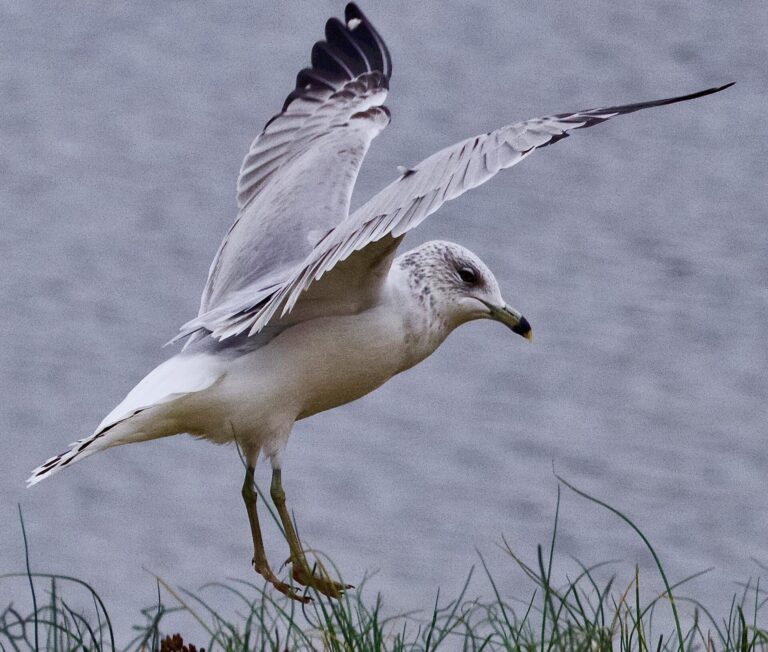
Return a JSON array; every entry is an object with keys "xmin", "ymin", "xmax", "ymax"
[{"xmin": 458, "ymin": 267, "xmax": 478, "ymax": 285}]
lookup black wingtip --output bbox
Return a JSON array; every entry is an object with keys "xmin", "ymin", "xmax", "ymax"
[
  {"xmin": 345, "ymin": 3, "xmax": 362, "ymax": 20},
  {"xmin": 587, "ymin": 81, "xmax": 736, "ymax": 118},
  {"xmin": 345, "ymin": 3, "xmax": 368, "ymax": 24},
  {"xmin": 271, "ymin": 4, "xmax": 391, "ymax": 119},
  {"xmin": 648, "ymin": 80, "xmax": 735, "ymax": 108},
  {"xmin": 689, "ymin": 81, "xmax": 735, "ymax": 98},
  {"xmin": 343, "ymin": 3, "xmax": 392, "ymax": 80}
]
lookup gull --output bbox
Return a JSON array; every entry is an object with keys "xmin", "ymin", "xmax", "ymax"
[{"xmin": 28, "ymin": 4, "xmax": 732, "ymax": 601}]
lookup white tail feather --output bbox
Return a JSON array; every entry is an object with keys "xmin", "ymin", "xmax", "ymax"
[
  {"xmin": 26, "ymin": 417, "xmax": 135, "ymax": 486},
  {"xmin": 27, "ymin": 352, "xmax": 224, "ymax": 487}
]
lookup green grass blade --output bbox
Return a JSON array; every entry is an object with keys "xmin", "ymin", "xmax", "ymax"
[{"xmin": 556, "ymin": 474, "xmax": 685, "ymax": 652}]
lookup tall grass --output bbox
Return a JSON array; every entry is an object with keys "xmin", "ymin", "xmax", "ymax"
[{"xmin": 3, "ymin": 479, "xmax": 766, "ymax": 651}]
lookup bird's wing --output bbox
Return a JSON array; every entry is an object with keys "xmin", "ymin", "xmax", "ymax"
[
  {"xmin": 191, "ymin": 4, "xmax": 392, "ymax": 333},
  {"xmin": 179, "ymin": 82, "xmax": 731, "ymax": 340}
]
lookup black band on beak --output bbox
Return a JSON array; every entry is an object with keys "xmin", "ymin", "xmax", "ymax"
[{"xmin": 480, "ymin": 301, "xmax": 533, "ymax": 342}]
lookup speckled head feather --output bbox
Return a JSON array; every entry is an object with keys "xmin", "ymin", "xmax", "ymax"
[{"xmin": 395, "ymin": 240, "xmax": 506, "ymax": 328}]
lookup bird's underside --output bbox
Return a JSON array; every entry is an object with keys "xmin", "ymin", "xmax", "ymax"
[{"xmin": 28, "ymin": 3, "xmax": 732, "ymax": 603}]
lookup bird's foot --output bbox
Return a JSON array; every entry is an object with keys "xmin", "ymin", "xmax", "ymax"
[
  {"xmin": 252, "ymin": 559, "xmax": 311, "ymax": 604},
  {"xmin": 288, "ymin": 558, "xmax": 353, "ymax": 600}
]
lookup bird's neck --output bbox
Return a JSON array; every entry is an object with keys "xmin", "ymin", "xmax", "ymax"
[{"xmin": 385, "ymin": 259, "xmax": 455, "ymax": 371}]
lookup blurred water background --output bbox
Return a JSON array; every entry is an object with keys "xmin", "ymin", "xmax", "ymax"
[{"xmin": 1, "ymin": 0, "xmax": 766, "ymax": 640}]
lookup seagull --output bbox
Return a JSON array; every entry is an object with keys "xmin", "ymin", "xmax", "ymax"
[{"xmin": 28, "ymin": 4, "xmax": 732, "ymax": 602}]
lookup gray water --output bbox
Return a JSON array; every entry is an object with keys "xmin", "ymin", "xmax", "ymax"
[{"xmin": 1, "ymin": 0, "xmax": 766, "ymax": 641}]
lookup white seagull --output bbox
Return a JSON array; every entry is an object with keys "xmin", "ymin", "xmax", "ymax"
[{"xmin": 28, "ymin": 4, "xmax": 732, "ymax": 601}]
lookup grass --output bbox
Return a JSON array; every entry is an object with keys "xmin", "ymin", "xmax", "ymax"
[{"xmin": 3, "ymin": 480, "xmax": 767, "ymax": 651}]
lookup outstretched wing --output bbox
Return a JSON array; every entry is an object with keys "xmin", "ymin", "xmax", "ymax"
[
  {"xmin": 180, "ymin": 82, "xmax": 732, "ymax": 340},
  {"xmin": 193, "ymin": 4, "xmax": 392, "ymax": 329}
]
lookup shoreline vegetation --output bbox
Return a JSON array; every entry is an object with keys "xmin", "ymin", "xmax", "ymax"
[{"xmin": 3, "ymin": 480, "xmax": 766, "ymax": 651}]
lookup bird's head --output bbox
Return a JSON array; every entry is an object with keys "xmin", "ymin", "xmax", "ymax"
[{"xmin": 397, "ymin": 240, "xmax": 532, "ymax": 341}]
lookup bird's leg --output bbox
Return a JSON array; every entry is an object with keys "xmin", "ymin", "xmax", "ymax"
[
  {"xmin": 241, "ymin": 465, "xmax": 310, "ymax": 603},
  {"xmin": 269, "ymin": 468, "xmax": 351, "ymax": 599}
]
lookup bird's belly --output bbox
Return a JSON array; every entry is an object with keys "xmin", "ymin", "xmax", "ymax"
[
  {"xmin": 294, "ymin": 351, "xmax": 398, "ymax": 419},
  {"xmin": 229, "ymin": 308, "xmax": 413, "ymax": 425}
]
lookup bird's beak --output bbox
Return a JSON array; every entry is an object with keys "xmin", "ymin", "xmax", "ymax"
[{"xmin": 481, "ymin": 300, "xmax": 533, "ymax": 342}]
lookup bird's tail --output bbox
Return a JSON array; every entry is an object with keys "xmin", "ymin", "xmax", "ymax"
[
  {"xmin": 26, "ymin": 351, "xmax": 225, "ymax": 488},
  {"xmin": 26, "ymin": 415, "xmax": 139, "ymax": 487}
]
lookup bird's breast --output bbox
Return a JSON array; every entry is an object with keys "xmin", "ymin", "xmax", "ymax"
[{"xmin": 229, "ymin": 305, "xmax": 430, "ymax": 423}]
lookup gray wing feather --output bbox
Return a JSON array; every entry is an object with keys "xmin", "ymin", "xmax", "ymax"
[{"xmin": 186, "ymin": 5, "xmax": 392, "ymax": 339}]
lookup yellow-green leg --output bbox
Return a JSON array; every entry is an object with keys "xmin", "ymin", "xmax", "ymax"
[
  {"xmin": 270, "ymin": 468, "xmax": 351, "ymax": 599},
  {"xmin": 241, "ymin": 466, "xmax": 310, "ymax": 603}
]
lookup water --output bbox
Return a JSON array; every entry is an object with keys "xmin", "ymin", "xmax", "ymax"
[{"xmin": 1, "ymin": 0, "xmax": 766, "ymax": 640}]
